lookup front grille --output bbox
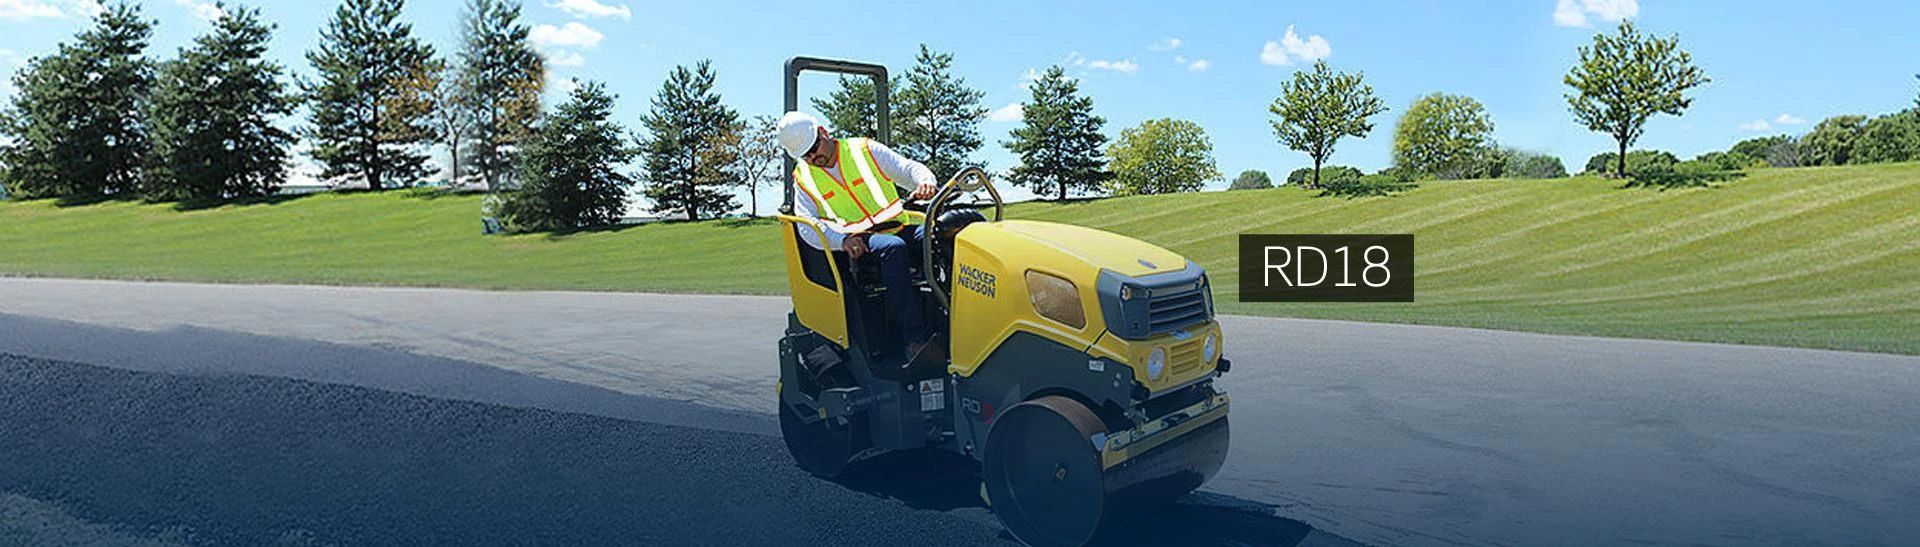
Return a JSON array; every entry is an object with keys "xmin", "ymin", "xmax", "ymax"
[
  {"xmin": 1146, "ymin": 284, "xmax": 1209, "ymax": 335},
  {"xmin": 1098, "ymin": 262, "xmax": 1215, "ymax": 340},
  {"xmin": 1167, "ymin": 336, "xmax": 1204, "ymax": 376}
]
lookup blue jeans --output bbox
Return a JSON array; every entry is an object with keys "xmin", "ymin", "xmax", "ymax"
[{"xmin": 863, "ymin": 225, "xmax": 926, "ymax": 345}]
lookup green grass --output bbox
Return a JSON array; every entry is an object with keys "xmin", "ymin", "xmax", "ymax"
[{"xmin": 3, "ymin": 165, "xmax": 1916, "ymax": 354}]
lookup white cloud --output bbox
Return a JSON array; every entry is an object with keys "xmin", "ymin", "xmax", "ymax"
[
  {"xmin": 1739, "ymin": 119, "xmax": 1771, "ymax": 132},
  {"xmin": 1188, "ymin": 59, "xmax": 1211, "ymax": 71},
  {"xmin": 531, "ymin": 22, "xmax": 604, "ymax": 48},
  {"xmin": 1173, "ymin": 55, "xmax": 1186, "ymax": 64},
  {"xmin": 1262, "ymin": 25, "xmax": 1331, "ymax": 66},
  {"xmin": 547, "ymin": 74, "xmax": 579, "ymax": 98},
  {"xmin": 174, "ymin": 0, "xmax": 222, "ymax": 21},
  {"xmin": 1, "ymin": 0, "xmax": 97, "ymax": 20},
  {"xmin": 547, "ymin": 50, "xmax": 585, "ymax": 67},
  {"xmin": 1149, "ymin": 38, "xmax": 1182, "ymax": 51},
  {"xmin": 988, "ymin": 102, "xmax": 1024, "ymax": 123},
  {"xmin": 1553, "ymin": 0, "xmax": 1639, "ymax": 27},
  {"xmin": 1087, "ymin": 58, "xmax": 1139, "ymax": 74},
  {"xmin": 1774, "ymin": 113, "xmax": 1806, "ymax": 125},
  {"xmin": 547, "ymin": 0, "xmax": 630, "ymax": 20}
]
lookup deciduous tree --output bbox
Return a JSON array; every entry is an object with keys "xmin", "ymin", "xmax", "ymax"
[
  {"xmin": 1229, "ymin": 169, "xmax": 1272, "ymax": 190},
  {"xmin": 1106, "ymin": 118, "xmax": 1220, "ymax": 196},
  {"xmin": 1270, "ymin": 60, "xmax": 1387, "ymax": 188},
  {"xmin": 1803, "ymin": 115, "xmax": 1867, "ymax": 166},
  {"xmin": 730, "ymin": 115, "xmax": 782, "ymax": 217},
  {"xmin": 1392, "ymin": 93, "xmax": 1496, "ymax": 180},
  {"xmin": 1564, "ymin": 21, "xmax": 1709, "ymax": 178}
]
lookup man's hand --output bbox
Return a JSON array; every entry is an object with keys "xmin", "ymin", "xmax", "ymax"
[
  {"xmin": 912, "ymin": 181, "xmax": 937, "ymax": 201},
  {"xmin": 844, "ymin": 234, "xmax": 869, "ymax": 260}
]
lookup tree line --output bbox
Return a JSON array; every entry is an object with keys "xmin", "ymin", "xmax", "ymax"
[{"xmin": 5, "ymin": 5, "xmax": 1917, "ymax": 228}]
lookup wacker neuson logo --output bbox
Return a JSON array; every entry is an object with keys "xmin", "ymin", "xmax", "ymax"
[{"xmin": 1238, "ymin": 235, "xmax": 1415, "ymax": 302}]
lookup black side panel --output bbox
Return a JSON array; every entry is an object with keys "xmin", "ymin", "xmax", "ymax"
[{"xmin": 954, "ymin": 332, "xmax": 1137, "ymax": 463}]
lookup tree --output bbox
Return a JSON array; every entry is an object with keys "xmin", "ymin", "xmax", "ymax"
[
  {"xmin": 456, "ymin": 0, "xmax": 544, "ymax": 191},
  {"xmin": 730, "ymin": 115, "xmax": 782, "ymax": 217},
  {"xmin": 1693, "ymin": 151, "xmax": 1759, "ymax": 171},
  {"xmin": 639, "ymin": 60, "xmax": 740, "ymax": 221},
  {"xmin": 1392, "ymin": 93, "xmax": 1496, "ymax": 180},
  {"xmin": 812, "ymin": 76, "xmax": 892, "ymax": 139},
  {"xmin": 1584, "ymin": 150, "xmax": 1677, "ymax": 176},
  {"xmin": 1802, "ymin": 115, "xmax": 1867, "ymax": 166},
  {"xmin": 1228, "ymin": 170, "xmax": 1272, "ymax": 190},
  {"xmin": 1105, "ymin": 118, "xmax": 1220, "ymax": 196},
  {"xmin": 1565, "ymin": 21, "xmax": 1709, "ymax": 179},
  {"xmin": 1729, "ymin": 135, "xmax": 1787, "ymax": 162},
  {"xmin": 427, "ymin": 62, "xmax": 476, "ymax": 187},
  {"xmin": 304, "ymin": 0, "xmax": 439, "ymax": 191},
  {"xmin": 1004, "ymin": 66, "xmax": 1111, "ymax": 201},
  {"xmin": 895, "ymin": 44, "xmax": 990, "ymax": 179},
  {"xmin": 1269, "ymin": 59, "xmax": 1388, "ymax": 188},
  {"xmin": 1287, "ymin": 166, "xmax": 1361, "ymax": 186},
  {"xmin": 0, "ymin": 2, "xmax": 153, "ymax": 199},
  {"xmin": 500, "ymin": 80, "xmax": 633, "ymax": 231},
  {"xmin": 1502, "ymin": 150, "xmax": 1569, "ymax": 179},
  {"xmin": 1849, "ymin": 111, "xmax": 1920, "ymax": 164},
  {"xmin": 1767, "ymin": 137, "xmax": 1806, "ymax": 168},
  {"xmin": 146, "ymin": 6, "xmax": 296, "ymax": 202}
]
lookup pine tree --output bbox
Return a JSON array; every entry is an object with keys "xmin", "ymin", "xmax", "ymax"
[
  {"xmin": 895, "ymin": 44, "xmax": 989, "ymax": 179},
  {"xmin": 501, "ymin": 80, "xmax": 634, "ymax": 231},
  {"xmin": 304, "ymin": 0, "xmax": 439, "ymax": 191},
  {"xmin": 0, "ymin": 2, "xmax": 153, "ymax": 199},
  {"xmin": 456, "ymin": 0, "xmax": 544, "ymax": 191},
  {"xmin": 1004, "ymin": 65, "xmax": 1111, "ymax": 201},
  {"xmin": 812, "ymin": 76, "xmax": 891, "ymax": 139},
  {"xmin": 639, "ymin": 60, "xmax": 740, "ymax": 221},
  {"xmin": 147, "ymin": 6, "xmax": 296, "ymax": 201}
]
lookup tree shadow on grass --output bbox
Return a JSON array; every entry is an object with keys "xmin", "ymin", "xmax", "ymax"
[
  {"xmin": 48, "ymin": 194, "xmax": 141, "ymax": 208},
  {"xmin": 168, "ymin": 192, "xmax": 322, "ymax": 211}
]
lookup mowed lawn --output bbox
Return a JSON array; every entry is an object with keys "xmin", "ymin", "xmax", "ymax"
[{"xmin": 2, "ymin": 163, "xmax": 1916, "ymax": 354}]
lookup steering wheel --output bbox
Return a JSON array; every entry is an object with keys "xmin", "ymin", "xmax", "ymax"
[{"xmin": 922, "ymin": 167, "xmax": 1004, "ymax": 313}]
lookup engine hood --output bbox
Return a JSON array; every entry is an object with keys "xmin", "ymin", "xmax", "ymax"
[{"xmin": 980, "ymin": 220, "xmax": 1188, "ymax": 277}]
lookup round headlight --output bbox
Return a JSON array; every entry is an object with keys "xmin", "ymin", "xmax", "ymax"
[
  {"xmin": 1146, "ymin": 347, "xmax": 1167, "ymax": 380},
  {"xmin": 1203, "ymin": 332, "xmax": 1218, "ymax": 363}
]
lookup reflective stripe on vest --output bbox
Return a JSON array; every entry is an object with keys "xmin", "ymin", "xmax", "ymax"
[{"xmin": 792, "ymin": 138, "xmax": 905, "ymax": 233}]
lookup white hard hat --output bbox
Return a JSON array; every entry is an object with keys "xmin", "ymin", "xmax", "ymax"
[{"xmin": 778, "ymin": 112, "xmax": 823, "ymax": 159}]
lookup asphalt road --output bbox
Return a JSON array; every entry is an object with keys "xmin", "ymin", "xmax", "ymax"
[{"xmin": 2, "ymin": 278, "xmax": 1917, "ymax": 546}]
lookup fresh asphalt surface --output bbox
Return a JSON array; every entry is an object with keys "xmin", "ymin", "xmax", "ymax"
[{"xmin": 1, "ymin": 278, "xmax": 1917, "ymax": 546}]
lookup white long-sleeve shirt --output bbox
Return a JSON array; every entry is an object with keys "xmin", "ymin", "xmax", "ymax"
[{"xmin": 792, "ymin": 138, "xmax": 937, "ymax": 250}]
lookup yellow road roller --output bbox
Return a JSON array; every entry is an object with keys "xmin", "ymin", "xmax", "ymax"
[{"xmin": 774, "ymin": 57, "xmax": 1230, "ymax": 547}]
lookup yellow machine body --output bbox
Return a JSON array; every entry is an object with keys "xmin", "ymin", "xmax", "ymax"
[{"xmin": 945, "ymin": 220, "xmax": 1224, "ymax": 393}]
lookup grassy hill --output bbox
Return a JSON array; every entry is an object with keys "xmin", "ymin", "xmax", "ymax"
[{"xmin": 2, "ymin": 164, "xmax": 1915, "ymax": 354}]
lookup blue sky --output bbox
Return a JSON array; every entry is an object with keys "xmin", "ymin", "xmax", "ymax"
[{"xmin": 3, "ymin": 0, "xmax": 1918, "ymax": 204}]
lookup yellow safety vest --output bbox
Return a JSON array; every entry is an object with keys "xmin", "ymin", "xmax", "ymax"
[{"xmin": 793, "ymin": 138, "xmax": 908, "ymax": 233}]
